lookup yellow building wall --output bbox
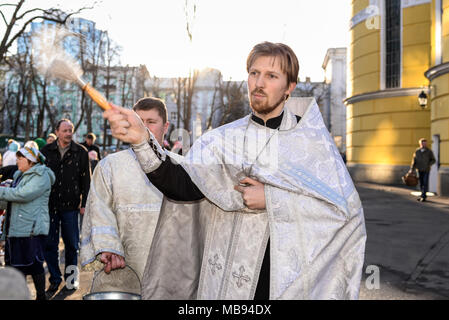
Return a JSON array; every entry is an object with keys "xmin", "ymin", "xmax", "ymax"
[
  {"xmin": 430, "ymin": 69, "xmax": 449, "ymax": 166},
  {"xmin": 402, "ymin": 4, "xmax": 431, "ymax": 87},
  {"xmin": 431, "ymin": 0, "xmax": 437, "ymax": 65},
  {"xmin": 347, "ymin": 96, "xmax": 430, "ymax": 165},
  {"xmin": 349, "ymin": 7, "xmax": 380, "ymax": 97},
  {"xmin": 348, "ymin": 1, "xmax": 431, "ymax": 168},
  {"xmin": 352, "ymin": 0, "xmax": 370, "ymax": 16},
  {"xmin": 442, "ymin": 0, "xmax": 449, "ymax": 62},
  {"xmin": 428, "ymin": 1, "xmax": 449, "ymax": 169}
]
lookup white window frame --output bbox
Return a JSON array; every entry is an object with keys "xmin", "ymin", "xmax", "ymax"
[
  {"xmin": 435, "ymin": 0, "xmax": 443, "ymax": 65},
  {"xmin": 380, "ymin": 0, "xmax": 403, "ymax": 90}
]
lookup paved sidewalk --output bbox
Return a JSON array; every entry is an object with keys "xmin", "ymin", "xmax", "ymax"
[
  {"xmin": 357, "ymin": 182, "xmax": 449, "ymax": 300},
  {"xmin": 24, "ymin": 239, "xmax": 94, "ymax": 300}
]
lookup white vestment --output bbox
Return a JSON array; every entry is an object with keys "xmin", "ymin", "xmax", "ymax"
[
  {"xmin": 80, "ymin": 149, "xmax": 163, "ymax": 294},
  {"xmin": 137, "ymin": 97, "xmax": 366, "ymax": 300}
]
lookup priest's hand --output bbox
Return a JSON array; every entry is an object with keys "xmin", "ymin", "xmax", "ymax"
[
  {"xmin": 103, "ymin": 103, "xmax": 149, "ymax": 145},
  {"xmin": 234, "ymin": 177, "xmax": 266, "ymax": 210},
  {"xmin": 100, "ymin": 252, "xmax": 126, "ymax": 274}
]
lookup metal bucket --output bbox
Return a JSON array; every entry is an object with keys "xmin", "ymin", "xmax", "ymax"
[{"xmin": 83, "ymin": 265, "xmax": 141, "ymax": 300}]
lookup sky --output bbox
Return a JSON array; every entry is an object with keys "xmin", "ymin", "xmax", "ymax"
[{"xmin": 12, "ymin": 0, "xmax": 351, "ymax": 81}]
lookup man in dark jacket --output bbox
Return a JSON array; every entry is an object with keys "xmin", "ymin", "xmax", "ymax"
[
  {"xmin": 40, "ymin": 119, "xmax": 91, "ymax": 294},
  {"xmin": 81, "ymin": 133, "xmax": 101, "ymax": 160},
  {"xmin": 411, "ymin": 138, "xmax": 436, "ymax": 202}
]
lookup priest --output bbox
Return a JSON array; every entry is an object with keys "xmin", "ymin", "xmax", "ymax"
[{"xmin": 103, "ymin": 42, "xmax": 367, "ymax": 300}]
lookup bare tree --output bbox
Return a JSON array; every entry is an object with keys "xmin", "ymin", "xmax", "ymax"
[
  {"xmin": 0, "ymin": 0, "xmax": 94, "ymax": 64},
  {"xmin": 29, "ymin": 42, "xmax": 51, "ymax": 138},
  {"xmin": 182, "ymin": 69, "xmax": 199, "ymax": 132},
  {"xmin": 179, "ymin": 0, "xmax": 199, "ymax": 134},
  {"xmin": 184, "ymin": 0, "xmax": 197, "ymax": 43},
  {"xmin": 218, "ymin": 80, "xmax": 248, "ymax": 126},
  {"xmin": 101, "ymin": 32, "xmax": 121, "ymax": 149},
  {"xmin": 292, "ymin": 80, "xmax": 330, "ymax": 129},
  {"xmin": 115, "ymin": 64, "xmax": 137, "ymax": 149},
  {"xmin": 204, "ymin": 74, "xmax": 249, "ymax": 128},
  {"xmin": 205, "ymin": 71, "xmax": 223, "ymax": 129},
  {"xmin": 74, "ymin": 24, "xmax": 106, "ymax": 134},
  {"xmin": 5, "ymin": 51, "xmax": 33, "ymax": 137},
  {"xmin": 172, "ymin": 77, "xmax": 185, "ymax": 129},
  {"xmin": 146, "ymin": 75, "xmax": 163, "ymax": 99},
  {"xmin": 135, "ymin": 65, "xmax": 150, "ymax": 98},
  {"xmin": 0, "ymin": 66, "xmax": 7, "ymax": 132}
]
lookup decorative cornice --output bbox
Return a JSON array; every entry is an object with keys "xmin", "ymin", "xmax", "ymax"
[
  {"xmin": 344, "ymin": 87, "xmax": 429, "ymax": 105},
  {"xmin": 350, "ymin": 0, "xmax": 431, "ymax": 30},
  {"xmin": 424, "ymin": 62, "xmax": 449, "ymax": 82},
  {"xmin": 350, "ymin": 0, "xmax": 380, "ymax": 29}
]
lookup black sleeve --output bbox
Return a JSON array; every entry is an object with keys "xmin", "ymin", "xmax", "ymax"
[
  {"xmin": 0, "ymin": 165, "xmax": 18, "ymax": 181},
  {"xmin": 147, "ymin": 158, "xmax": 205, "ymax": 201},
  {"xmin": 95, "ymin": 145, "xmax": 102, "ymax": 160},
  {"xmin": 80, "ymin": 150, "xmax": 91, "ymax": 208}
]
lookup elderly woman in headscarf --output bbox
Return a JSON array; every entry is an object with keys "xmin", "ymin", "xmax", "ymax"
[{"xmin": 0, "ymin": 146, "xmax": 55, "ymax": 300}]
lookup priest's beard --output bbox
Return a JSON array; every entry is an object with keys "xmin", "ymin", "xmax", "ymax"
[{"xmin": 250, "ymin": 89, "xmax": 287, "ymax": 115}]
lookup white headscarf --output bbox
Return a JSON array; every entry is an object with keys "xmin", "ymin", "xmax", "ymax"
[{"xmin": 17, "ymin": 146, "xmax": 46, "ymax": 164}]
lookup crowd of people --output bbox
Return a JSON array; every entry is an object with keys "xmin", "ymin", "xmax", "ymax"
[
  {"xmin": 1, "ymin": 41, "xmax": 369, "ymax": 301},
  {"xmin": 0, "ymin": 127, "xmax": 101, "ymax": 299}
]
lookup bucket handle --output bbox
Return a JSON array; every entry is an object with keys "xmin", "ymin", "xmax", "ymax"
[{"xmin": 90, "ymin": 264, "xmax": 141, "ymax": 293}]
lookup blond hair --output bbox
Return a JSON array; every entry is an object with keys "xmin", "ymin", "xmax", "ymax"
[{"xmin": 246, "ymin": 41, "xmax": 299, "ymax": 84}]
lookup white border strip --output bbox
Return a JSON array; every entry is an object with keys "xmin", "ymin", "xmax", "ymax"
[
  {"xmin": 401, "ymin": 0, "xmax": 431, "ymax": 9},
  {"xmin": 380, "ymin": 0, "xmax": 386, "ymax": 90},
  {"xmin": 400, "ymin": 0, "xmax": 403, "ymax": 88},
  {"xmin": 435, "ymin": 0, "xmax": 443, "ymax": 65}
]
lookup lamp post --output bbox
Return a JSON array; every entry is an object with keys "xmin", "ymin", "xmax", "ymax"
[{"xmin": 418, "ymin": 90, "xmax": 428, "ymax": 109}]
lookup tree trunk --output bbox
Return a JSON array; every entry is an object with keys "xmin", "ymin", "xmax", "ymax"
[{"xmin": 24, "ymin": 107, "xmax": 31, "ymax": 141}]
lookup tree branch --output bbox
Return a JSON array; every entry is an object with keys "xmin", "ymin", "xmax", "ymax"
[
  {"xmin": 0, "ymin": 3, "xmax": 20, "ymax": 8},
  {"xmin": 0, "ymin": 2, "xmax": 94, "ymax": 63},
  {"xmin": 0, "ymin": 10, "xmax": 8, "ymax": 27},
  {"xmin": 16, "ymin": 7, "xmax": 45, "ymax": 21}
]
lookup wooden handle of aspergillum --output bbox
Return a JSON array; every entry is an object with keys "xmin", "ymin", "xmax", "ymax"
[{"xmin": 82, "ymin": 83, "xmax": 111, "ymax": 111}]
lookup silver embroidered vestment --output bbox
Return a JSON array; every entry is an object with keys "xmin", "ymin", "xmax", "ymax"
[
  {"xmin": 80, "ymin": 149, "xmax": 163, "ymax": 293},
  {"xmin": 140, "ymin": 97, "xmax": 366, "ymax": 300}
]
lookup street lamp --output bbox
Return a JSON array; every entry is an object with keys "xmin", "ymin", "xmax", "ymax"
[{"xmin": 418, "ymin": 90, "xmax": 428, "ymax": 109}]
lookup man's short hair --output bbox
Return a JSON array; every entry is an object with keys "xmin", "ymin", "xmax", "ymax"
[
  {"xmin": 246, "ymin": 41, "xmax": 299, "ymax": 84},
  {"xmin": 419, "ymin": 138, "xmax": 427, "ymax": 143},
  {"xmin": 132, "ymin": 97, "xmax": 168, "ymax": 124},
  {"xmin": 56, "ymin": 118, "xmax": 74, "ymax": 131},
  {"xmin": 86, "ymin": 133, "xmax": 96, "ymax": 141}
]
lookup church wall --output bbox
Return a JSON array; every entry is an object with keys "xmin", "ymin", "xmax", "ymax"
[
  {"xmin": 349, "ymin": 21, "xmax": 380, "ymax": 97},
  {"xmin": 347, "ymin": 0, "xmax": 432, "ymax": 185},
  {"xmin": 402, "ymin": 4, "xmax": 431, "ymax": 87},
  {"xmin": 348, "ymin": 96, "xmax": 430, "ymax": 165},
  {"xmin": 424, "ymin": 0, "xmax": 449, "ymax": 195}
]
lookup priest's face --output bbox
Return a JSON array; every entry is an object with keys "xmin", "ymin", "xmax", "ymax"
[
  {"xmin": 136, "ymin": 108, "xmax": 169, "ymax": 146},
  {"xmin": 247, "ymin": 55, "xmax": 296, "ymax": 120}
]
